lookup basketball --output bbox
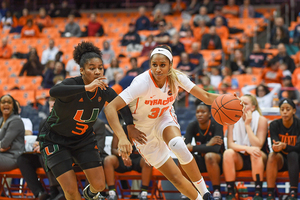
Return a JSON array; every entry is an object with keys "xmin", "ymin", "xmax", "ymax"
[{"xmin": 211, "ymin": 94, "xmax": 243, "ymax": 125}]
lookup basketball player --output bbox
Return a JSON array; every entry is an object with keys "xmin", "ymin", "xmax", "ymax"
[
  {"xmin": 266, "ymin": 98, "xmax": 300, "ymax": 200},
  {"xmin": 104, "ymin": 45, "xmax": 220, "ymax": 200},
  {"xmin": 39, "ymin": 42, "xmax": 136, "ymax": 200}
]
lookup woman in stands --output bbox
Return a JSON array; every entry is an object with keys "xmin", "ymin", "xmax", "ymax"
[
  {"xmin": 39, "ymin": 41, "xmax": 136, "ymax": 200},
  {"xmin": 0, "ymin": 94, "xmax": 25, "ymax": 172},
  {"xmin": 223, "ymin": 94, "xmax": 268, "ymax": 200},
  {"xmin": 104, "ymin": 45, "xmax": 221, "ymax": 200},
  {"xmin": 266, "ymin": 98, "xmax": 300, "ymax": 200},
  {"xmin": 179, "ymin": 100, "xmax": 224, "ymax": 200}
]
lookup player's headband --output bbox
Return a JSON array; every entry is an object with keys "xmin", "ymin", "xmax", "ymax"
[
  {"xmin": 279, "ymin": 98, "xmax": 296, "ymax": 109},
  {"xmin": 150, "ymin": 48, "xmax": 173, "ymax": 62}
]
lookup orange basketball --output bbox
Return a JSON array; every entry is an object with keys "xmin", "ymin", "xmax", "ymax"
[{"xmin": 211, "ymin": 94, "xmax": 243, "ymax": 125}]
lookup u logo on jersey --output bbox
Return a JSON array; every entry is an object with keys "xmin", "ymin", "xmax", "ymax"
[
  {"xmin": 44, "ymin": 145, "xmax": 59, "ymax": 156},
  {"xmin": 73, "ymin": 108, "xmax": 99, "ymax": 123}
]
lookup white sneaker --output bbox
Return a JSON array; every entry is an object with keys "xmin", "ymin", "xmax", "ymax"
[
  {"xmin": 107, "ymin": 190, "xmax": 118, "ymax": 200},
  {"xmin": 213, "ymin": 190, "xmax": 222, "ymax": 200},
  {"xmin": 139, "ymin": 191, "xmax": 148, "ymax": 200},
  {"xmin": 181, "ymin": 193, "xmax": 189, "ymax": 200}
]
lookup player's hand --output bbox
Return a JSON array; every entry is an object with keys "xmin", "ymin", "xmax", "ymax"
[
  {"xmin": 244, "ymin": 110, "xmax": 252, "ymax": 125},
  {"xmin": 123, "ymin": 157, "xmax": 132, "ymax": 167},
  {"xmin": 246, "ymin": 146, "xmax": 261, "ymax": 158},
  {"xmin": 127, "ymin": 125, "xmax": 147, "ymax": 145},
  {"xmin": 118, "ymin": 137, "xmax": 133, "ymax": 161},
  {"xmin": 0, "ymin": 146, "xmax": 10, "ymax": 152},
  {"xmin": 85, "ymin": 77, "xmax": 108, "ymax": 92},
  {"xmin": 234, "ymin": 93, "xmax": 245, "ymax": 113},
  {"xmin": 206, "ymin": 136, "xmax": 223, "ymax": 146},
  {"xmin": 186, "ymin": 143, "xmax": 193, "ymax": 151},
  {"xmin": 272, "ymin": 140, "xmax": 286, "ymax": 152},
  {"xmin": 32, "ymin": 141, "xmax": 40, "ymax": 153}
]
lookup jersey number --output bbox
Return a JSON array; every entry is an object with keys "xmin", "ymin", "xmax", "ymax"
[
  {"xmin": 72, "ymin": 108, "xmax": 99, "ymax": 135},
  {"xmin": 148, "ymin": 107, "xmax": 169, "ymax": 119}
]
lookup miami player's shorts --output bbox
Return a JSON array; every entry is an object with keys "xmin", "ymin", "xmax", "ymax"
[{"xmin": 134, "ymin": 110, "xmax": 180, "ymax": 169}]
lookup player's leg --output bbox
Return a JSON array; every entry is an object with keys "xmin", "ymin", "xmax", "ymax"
[
  {"xmin": 250, "ymin": 151, "xmax": 267, "ymax": 199},
  {"xmin": 287, "ymin": 151, "xmax": 299, "ymax": 199},
  {"xmin": 139, "ymin": 157, "xmax": 152, "ymax": 199},
  {"xmin": 103, "ymin": 155, "xmax": 121, "ymax": 200},
  {"xmin": 266, "ymin": 152, "xmax": 284, "ymax": 200}
]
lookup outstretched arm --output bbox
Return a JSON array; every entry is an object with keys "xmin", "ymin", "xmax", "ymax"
[{"xmin": 189, "ymin": 85, "xmax": 219, "ymax": 105}]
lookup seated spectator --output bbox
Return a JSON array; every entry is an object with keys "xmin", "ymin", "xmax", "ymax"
[
  {"xmin": 185, "ymin": 0, "xmax": 201, "ymax": 15},
  {"xmin": 280, "ymin": 63, "xmax": 292, "ymax": 77},
  {"xmin": 222, "ymin": 0, "xmax": 239, "ymax": 18},
  {"xmin": 35, "ymin": 7, "xmax": 51, "ymax": 31},
  {"xmin": 102, "ymin": 40, "xmax": 115, "ymax": 65},
  {"xmin": 179, "ymin": 20, "xmax": 192, "ymax": 38},
  {"xmin": 21, "ymin": 19, "xmax": 40, "ymax": 38},
  {"xmin": 140, "ymin": 35, "xmax": 157, "ymax": 57},
  {"xmin": 170, "ymin": 32, "xmax": 185, "ymax": 56},
  {"xmin": 86, "ymin": 13, "xmax": 104, "ymax": 37},
  {"xmin": 179, "ymin": 100, "xmax": 224, "ymax": 200},
  {"xmin": 47, "ymin": 3, "xmax": 58, "ymax": 18},
  {"xmin": 270, "ymin": 26, "xmax": 289, "ymax": 47},
  {"xmin": 193, "ymin": 6, "xmax": 211, "ymax": 27},
  {"xmin": 0, "ymin": 37, "xmax": 12, "ymax": 59},
  {"xmin": 210, "ymin": 67, "xmax": 222, "ymax": 89},
  {"xmin": 153, "ymin": 0, "xmax": 171, "ymax": 15},
  {"xmin": 215, "ymin": 16, "xmax": 229, "ymax": 40},
  {"xmin": 60, "ymin": 14, "xmax": 81, "ymax": 38},
  {"xmin": 293, "ymin": 20, "xmax": 300, "ymax": 43},
  {"xmin": 121, "ymin": 23, "xmax": 141, "ymax": 47},
  {"xmin": 274, "ymin": 43, "xmax": 296, "ymax": 73},
  {"xmin": 65, "ymin": 58, "xmax": 80, "ymax": 77},
  {"xmin": 270, "ymin": 17, "xmax": 290, "ymax": 45},
  {"xmin": 223, "ymin": 94, "xmax": 268, "ymax": 200},
  {"xmin": 171, "ymin": 0, "xmax": 186, "ymax": 15},
  {"xmin": 55, "ymin": 0, "xmax": 71, "ymax": 18},
  {"xmin": 189, "ymin": 42, "xmax": 204, "ymax": 68},
  {"xmin": 104, "ymin": 125, "xmax": 152, "ymax": 200},
  {"xmin": 219, "ymin": 66, "xmax": 234, "ymax": 89},
  {"xmin": 135, "ymin": 6, "xmax": 151, "ymax": 31},
  {"xmin": 239, "ymin": 0, "xmax": 255, "ymax": 18},
  {"xmin": 279, "ymin": 76, "xmax": 300, "ymax": 105},
  {"xmin": 165, "ymin": 22, "xmax": 177, "ymax": 37},
  {"xmin": 211, "ymin": 6, "xmax": 228, "ymax": 27},
  {"xmin": 179, "ymin": 29, "xmax": 195, "ymax": 53},
  {"xmin": 266, "ymin": 99, "xmax": 300, "ymax": 200},
  {"xmin": 18, "ymin": 8, "xmax": 33, "ymax": 27},
  {"xmin": 248, "ymin": 43, "xmax": 267, "ymax": 68},
  {"xmin": 151, "ymin": 9, "xmax": 165, "ymax": 30},
  {"xmin": 292, "ymin": 64, "xmax": 300, "ymax": 90},
  {"xmin": 0, "ymin": 94, "xmax": 25, "ymax": 172},
  {"xmin": 43, "ymin": 61, "xmax": 65, "ymax": 88},
  {"xmin": 201, "ymin": 26, "xmax": 222, "ymax": 50},
  {"xmin": 41, "ymin": 39, "xmax": 59, "ymax": 65},
  {"xmin": 1, "ymin": 10, "xmax": 13, "ymax": 30},
  {"xmin": 230, "ymin": 49, "xmax": 248, "ymax": 75},
  {"xmin": 177, "ymin": 52, "xmax": 195, "ymax": 77},
  {"xmin": 200, "ymin": 75, "xmax": 216, "ymax": 93},
  {"xmin": 193, "ymin": 19, "xmax": 209, "ymax": 42},
  {"xmin": 105, "ymin": 58, "xmax": 124, "ymax": 85},
  {"xmin": 126, "ymin": 57, "xmax": 143, "ymax": 77},
  {"xmin": 242, "ymin": 83, "xmax": 282, "ymax": 108},
  {"xmin": 153, "ymin": 20, "xmax": 170, "ymax": 45},
  {"xmin": 261, "ymin": 57, "xmax": 284, "ymax": 84},
  {"xmin": 200, "ymin": 0, "xmax": 215, "ymax": 14},
  {"xmin": 15, "ymin": 100, "xmax": 33, "ymax": 136},
  {"xmin": 19, "ymin": 50, "xmax": 44, "ymax": 76},
  {"xmin": 140, "ymin": 56, "xmax": 150, "ymax": 72},
  {"xmin": 0, "ymin": 1, "xmax": 8, "ymax": 18}
]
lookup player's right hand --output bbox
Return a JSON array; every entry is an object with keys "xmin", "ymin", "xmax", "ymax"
[
  {"xmin": 118, "ymin": 137, "xmax": 133, "ymax": 161},
  {"xmin": 85, "ymin": 77, "xmax": 108, "ymax": 92},
  {"xmin": 127, "ymin": 125, "xmax": 147, "ymax": 145},
  {"xmin": 246, "ymin": 146, "xmax": 261, "ymax": 158}
]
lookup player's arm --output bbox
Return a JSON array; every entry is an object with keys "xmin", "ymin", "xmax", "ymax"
[
  {"xmin": 246, "ymin": 115, "xmax": 268, "ymax": 148},
  {"xmin": 190, "ymin": 86, "xmax": 219, "ymax": 105},
  {"xmin": 111, "ymin": 134, "xmax": 120, "ymax": 156},
  {"xmin": 227, "ymin": 125, "xmax": 248, "ymax": 152}
]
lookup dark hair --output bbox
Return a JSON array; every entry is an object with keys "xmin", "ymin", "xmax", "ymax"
[
  {"xmin": 279, "ymin": 98, "xmax": 296, "ymax": 109},
  {"xmin": 130, "ymin": 57, "xmax": 137, "ymax": 62},
  {"xmin": 0, "ymin": 94, "xmax": 19, "ymax": 116},
  {"xmin": 268, "ymin": 57, "xmax": 279, "ymax": 67},
  {"xmin": 26, "ymin": 18, "xmax": 33, "ymax": 24},
  {"xmin": 73, "ymin": 41, "xmax": 103, "ymax": 68},
  {"xmin": 255, "ymin": 84, "xmax": 270, "ymax": 96},
  {"xmin": 195, "ymin": 99, "xmax": 211, "ymax": 111},
  {"xmin": 276, "ymin": 26, "xmax": 287, "ymax": 39}
]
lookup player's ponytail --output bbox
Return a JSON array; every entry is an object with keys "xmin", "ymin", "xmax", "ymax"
[{"xmin": 73, "ymin": 41, "xmax": 103, "ymax": 68}]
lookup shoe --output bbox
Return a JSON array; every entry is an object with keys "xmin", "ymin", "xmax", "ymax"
[
  {"xmin": 82, "ymin": 184, "xmax": 105, "ymax": 200},
  {"xmin": 203, "ymin": 192, "xmax": 214, "ymax": 200},
  {"xmin": 253, "ymin": 191, "xmax": 263, "ymax": 200},
  {"xmin": 107, "ymin": 190, "xmax": 118, "ymax": 200},
  {"xmin": 213, "ymin": 190, "xmax": 222, "ymax": 200},
  {"xmin": 38, "ymin": 191, "xmax": 50, "ymax": 200},
  {"xmin": 226, "ymin": 193, "xmax": 236, "ymax": 200},
  {"xmin": 266, "ymin": 193, "xmax": 275, "ymax": 200},
  {"xmin": 180, "ymin": 193, "xmax": 189, "ymax": 200},
  {"xmin": 286, "ymin": 191, "xmax": 297, "ymax": 200},
  {"xmin": 139, "ymin": 191, "xmax": 148, "ymax": 200}
]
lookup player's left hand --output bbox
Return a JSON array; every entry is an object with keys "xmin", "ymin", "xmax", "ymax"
[
  {"xmin": 127, "ymin": 125, "xmax": 147, "ymax": 145},
  {"xmin": 244, "ymin": 110, "xmax": 252, "ymax": 125},
  {"xmin": 123, "ymin": 157, "xmax": 132, "ymax": 167},
  {"xmin": 118, "ymin": 137, "xmax": 132, "ymax": 161}
]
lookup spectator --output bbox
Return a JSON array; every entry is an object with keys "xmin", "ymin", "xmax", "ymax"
[
  {"xmin": 200, "ymin": 75, "xmax": 216, "ymax": 93},
  {"xmin": 140, "ymin": 35, "xmax": 157, "ymax": 57},
  {"xmin": 219, "ymin": 66, "xmax": 234, "ymax": 89},
  {"xmin": 179, "ymin": 19, "xmax": 192, "ymax": 38},
  {"xmin": 189, "ymin": 42, "xmax": 204, "ymax": 68},
  {"xmin": 18, "ymin": 8, "xmax": 33, "ymax": 27},
  {"xmin": 180, "ymin": 100, "xmax": 224, "ymax": 200},
  {"xmin": 19, "ymin": 51, "xmax": 44, "ymax": 76},
  {"xmin": 21, "ymin": 19, "xmax": 40, "ymax": 38},
  {"xmin": 292, "ymin": 65, "xmax": 300, "ymax": 90},
  {"xmin": 126, "ymin": 57, "xmax": 143, "ymax": 77},
  {"xmin": 239, "ymin": 0, "xmax": 255, "ymax": 18},
  {"xmin": 200, "ymin": 0, "xmax": 215, "ymax": 14},
  {"xmin": 170, "ymin": 32, "xmax": 185, "ymax": 56},
  {"xmin": 293, "ymin": 20, "xmax": 300, "ymax": 43},
  {"xmin": 223, "ymin": 94, "xmax": 268, "ymax": 200},
  {"xmin": 222, "ymin": 0, "xmax": 239, "ymax": 18},
  {"xmin": 56, "ymin": 0, "xmax": 71, "ymax": 18},
  {"xmin": 153, "ymin": 20, "xmax": 170, "ymax": 45},
  {"xmin": 1, "ymin": 10, "xmax": 13, "ymax": 30},
  {"xmin": 185, "ymin": 0, "xmax": 201, "ymax": 15},
  {"xmin": 210, "ymin": 67, "xmax": 222, "ymax": 89},
  {"xmin": 65, "ymin": 58, "xmax": 80, "ymax": 77},
  {"xmin": 151, "ymin": 9, "xmax": 165, "ymax": 30},
  {"xmin": 242, "ymin": 83, "xmax": 282, "ymax": 108},
  {"xmin": 193, "ymin": 19, "xmax": 209, "ymax": 42},
  {"xmin": 280, "ymin": 63, "xmax": 292, "ymax": 77},
  {"xmin": 193, "ymin": 6, "xmax": 211, "ymax": 27},
  {"xmin": 47, "ymin": 3, "xmax": 58, "ymax": 18},
  {"xmin": 179, "ymin": 29, "xmax": 195, "ymax": 53},
  {"xmin": 0, "ymin": 37, "xmax": 12, "ymax": 59},
  {"xmin": 0, "ymin": 1, "xmax": 8, "ymax": 18},
  {"xmin": 177, "ymin": 52, "xmax": 195, "ymax": 77},
  {"xmin": 230, "ymin": 49, "xmax": 248, "ymax": 74},
  {"xmin": 215, "ymin": 16, "xmax": 229, "ymax": 40},
  {"xmin": 105, "ymin": 58, "xmax": 124, "ymax": 85},
  {"xmin": 61, "ymin": 14, "xmax": 81, "ymax": 38},
  {"xmin": 201, "ymin": 26, "xmax": 222, "ymax": 50},
  {"xmin": 270, "ymin": 26, "xmax": 289, "ymax": 47},
  {"xmin": 171, "ymin": 0, "xmax": 186, "ymax": 15},
  {"xmin": 248, "ymin": 43, "xmax": 267, "ymax": 68},
  {"xmin": 121, "ymin": 23, "xmax": 141, "ymax": 47},
  {"xmin": 270, "ymin": 17, "xmax": 290, "ymax": 45},
  {"xmin": 140, "ymin": 52, "xmax": 151, "ymax": 72},
  {"xmin": 15, "ymin": 100, "xmax": 33, "ymax": 136},
  {"xmin": 43, "ymin": 61, "xmax": 65, "ymax": 88},
  {"xmin": 266, "ymin": 99, "xmax": 300, "ymax": 200},
  {"xmin": 153, "ymin": 0, "xmax": 171, "ymax": 15},
  {"xmin": 274, "ymin": 43, "xmax": 296, "ymax": 73},
  {"xmin": 102, "ymin": 40, "xmax": 115, "ymax": 65},
  {"xmin": 211, "ymin": 6, "xmax": 228, "ymax": 27},
  {"xmin": 261, "ymin": 57, "xmax": 284, "ymax": 84},
  {"xmin": 86, "ymin": 13, "xmax": 104, "ymax": 37},
  {"xmin": 279, "ymin": 76, "xmax": 300, "ymax": 105},
  {"xmin": 135, "ymin": 6, "xmax": 151, "ymax": 31},
  {"xmin": 0, "ymin": 94, "xmax": 25, "ymax": 172},
  {"xmin": 35, "ymin": 7, "xmax": 51, "ymax": 31},
  {"xmin": 104, "ymin": 125, "xmax": 152, "ymax": 200},
  {"xmin": 165, "ymin": 21, "xmax": 177, "ymax": 37},
  {"xmin": 41, "ymin": 39, "xmax": 59, "ymax": 65}
]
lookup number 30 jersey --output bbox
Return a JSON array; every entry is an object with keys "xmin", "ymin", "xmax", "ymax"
[{"xmin": 119, "ymin": 70, "xmax": 195, "ymax": 130}]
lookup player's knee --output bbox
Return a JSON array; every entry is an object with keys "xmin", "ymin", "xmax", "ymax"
[
  {"xmin": 168, "ymin": 136, "xmax": 193, "ymax": 165},
  {"xmin": 167, "ymin": 172, "xmax": 184, "ymax": 187},
  {"xmin": 204, "ymin": 152, "xmax": 218, "ymax": 166},
  {"xmin": 91, "ymin": 180, "xmax": 106, "ymax": 192},
  {"xmin": 223, "ymin": 149, "xmax": 235, "ymax": 161},
  {"xmin": 287, "ymin": 151, "xmax": 298, "ymax": 160},
  {"xmin": 63, "ymin": 185, "xmax": 79, "ymax": 197},
  {"xmin": 267, "ymin": 152, "xmax": 277, "ymax": 164},
  {"xmin": 104, "ymin": 155, "xmax": 117, "ymax": 168}
]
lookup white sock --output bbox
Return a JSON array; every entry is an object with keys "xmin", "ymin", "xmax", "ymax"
[
  {"xmin": 193, "ymin": 177, "xmax": 209, "ymax": 196},
  {"xmin": 195, "ymin": 192, "xmax": 203, "ymax": 200}
]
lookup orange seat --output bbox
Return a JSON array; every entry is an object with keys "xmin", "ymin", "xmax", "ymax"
[
  {"xmin": 7, "ymin": 90, "xmax": 35, "ymax": 106},
  {"xmin": 36, "ymin": 89, "xmax": 50, "ymax": 105},
  {"xmin": 232, "ymin": 74, "xmax": 262, "ymax": 89}
]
